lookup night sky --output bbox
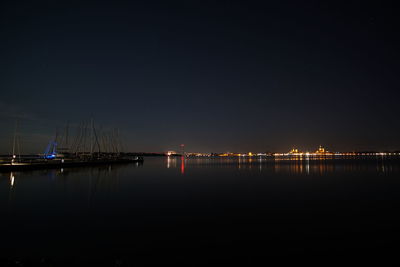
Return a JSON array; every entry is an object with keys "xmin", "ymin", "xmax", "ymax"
[{"xmin": 1, "ymin": 1, "xmax": 399, "ymax": 153}]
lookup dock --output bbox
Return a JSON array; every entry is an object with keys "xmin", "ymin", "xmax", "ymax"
[{"xmin": 0, "ymin": 157, "xmax": 143, "ymax": 172}]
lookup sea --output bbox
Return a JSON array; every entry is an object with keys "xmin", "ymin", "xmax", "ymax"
[{"xmin": 1, "ymin": 156, "xmax": 400, "ymax": 266}]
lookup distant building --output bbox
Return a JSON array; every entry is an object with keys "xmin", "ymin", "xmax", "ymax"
[
  {"xmin": 315, "ymin": 145, "xmax": 333, "ymax": 155},
  {"xmin": 166, "ymin": 151, "xmax": 177, "ymax": 156},
  {"xmin": 289, "ymin": 148, "xmax": 300, "ymax": 154}
]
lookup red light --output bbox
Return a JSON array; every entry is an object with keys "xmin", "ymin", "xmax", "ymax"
[{"xmin": 180, "ymin": 156, "xmax": 185, "ymax": 174}]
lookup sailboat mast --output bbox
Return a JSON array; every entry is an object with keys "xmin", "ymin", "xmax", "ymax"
[
  {"xmin": 12, "ymin": 120, "xmax": 17, "ymax": 157},
  {"xmin": 65, "ymin": 121, "xmax": 69, "ymax": 151},
  {"xmin": 11, "ymin": 120, "xmax": 18, "ymax": 162},
  {"xmin": 90, "ymin": 118, "xmax": 94, "ymax": 156}
]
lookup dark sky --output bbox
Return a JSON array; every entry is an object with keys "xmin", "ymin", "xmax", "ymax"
[{"xmin": 1, "ymin": 0, "xmax": 399, "ymax": 153}]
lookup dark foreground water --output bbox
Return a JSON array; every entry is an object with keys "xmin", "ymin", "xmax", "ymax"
[{"xmin": 1, "ymin": 157, "xmax": 400, "ymax": 266}]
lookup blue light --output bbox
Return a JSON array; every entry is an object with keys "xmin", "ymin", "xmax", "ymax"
[
  {"xmin": 45, "ymin": 154, "xmax": 56, "ymax": 159},
  {"xmin": 44, "ymin": 140, "xmax": 58, "ymax": 159}
]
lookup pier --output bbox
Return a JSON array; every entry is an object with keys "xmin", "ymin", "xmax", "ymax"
[{"xmin": 0, "ymin": 157, "xmax": 143, "ymax": 172}]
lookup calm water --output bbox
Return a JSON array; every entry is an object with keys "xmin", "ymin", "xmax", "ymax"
[{"xmin": 1, "ymin": 157, "xmax": 400, "ymax": 266}]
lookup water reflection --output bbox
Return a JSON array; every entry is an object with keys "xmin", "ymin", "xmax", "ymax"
[
  {"xmin": 181, "ymin": 156, "xmax": 185, "ymax": 175},
  {"xmin": 7, "ymin": 172, "xmax": 16, "ymax": 204},
  {"xmin": 1, "ymin": 163, "xmax": 144, "ymax": 207},
  {"xmin": 1, "ymin": 157, "xmax": 400, "ymax": 265},
  {"xmin": 170, "ymin": 157, "xmax": 400, "ymax": 175},
  {"xmin": 10, "ymin": 172, "xmax": 14, "ymax": 188},
  {"xmin": 166, "ymin": 156, "xmax": 178, "ymax": 169}
]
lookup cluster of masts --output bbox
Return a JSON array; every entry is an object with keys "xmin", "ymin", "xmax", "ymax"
[
  {"xmin": 9, "ymin": 119, "xmax": 124, "ymax": 162},
  {"xmin": 44, "ymin": 119, "xmax": 124, "ymax": 159}
]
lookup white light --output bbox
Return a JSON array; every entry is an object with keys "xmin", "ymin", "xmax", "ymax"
[{"xmin": 10, "ymin": 173, "xmax": 14, "ymax": 187}]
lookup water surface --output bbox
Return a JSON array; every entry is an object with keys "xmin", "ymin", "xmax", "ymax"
[{"xmin": 1, "ymin": 157, "xmax": 399, "ymax": 266}]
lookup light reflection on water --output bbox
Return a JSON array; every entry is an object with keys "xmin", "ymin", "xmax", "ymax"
[
  {"xmin": 1, "ymin": 157, "xmax": 398, "ymax": 194},
  {"xmin": 9, "ymin": 172, "xmax": 14, "ymax": 188},
  {"xmin": 177, "ymin": 156, "xmax": 399, "ymax": 175},
  {"xmin": 0, "ymin": 157, "xmax": 400, "ymax": 265}
]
